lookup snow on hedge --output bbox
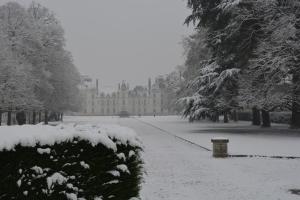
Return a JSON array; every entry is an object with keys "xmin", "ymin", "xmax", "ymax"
[
  {"xmin": 0, "ymin": 123, "xmax": 144, "ymax": 200},
  {"xmin": 0, "ymin": 123, "xmax": 142, "ymax": 151}
]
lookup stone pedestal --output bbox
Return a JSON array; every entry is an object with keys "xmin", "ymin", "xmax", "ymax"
[{"xmin": 211, "ymin": 138, "xmax": 229, "ymax": 158}]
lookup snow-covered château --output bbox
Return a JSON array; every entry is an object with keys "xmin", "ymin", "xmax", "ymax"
[{"xmin": 80, "ymin": 77, "xmax": 167, "ymax": 116}]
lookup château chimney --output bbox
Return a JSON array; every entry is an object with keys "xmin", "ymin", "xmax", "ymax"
[
  {"xmin": 148, "ymin": 78, "xmax": 151, "ymax": 95},
  {"xmin": 96, "ymin": 79, "xmax": 99, "ymax": 95}
]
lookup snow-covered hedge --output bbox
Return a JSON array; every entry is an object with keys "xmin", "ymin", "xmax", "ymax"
[{"xmin": 0, "ymin": 124, "xmax": 143, "ymax": 200}]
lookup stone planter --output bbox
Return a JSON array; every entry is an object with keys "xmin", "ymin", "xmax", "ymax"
[{"xmin": 211, "ymin": 138, "xmax": 229, "ymax": 158}]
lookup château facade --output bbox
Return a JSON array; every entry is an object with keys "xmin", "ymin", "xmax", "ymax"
[{"xmin": 80, "ymin": 79, "xmax": 167, "ymax": 116}]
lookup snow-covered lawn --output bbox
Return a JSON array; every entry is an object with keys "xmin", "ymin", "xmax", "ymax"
[
  {"xmin": 137, "ymin": 115, "xmax": 300, "ymax": 157},
  {"xmin": 64, "ymin": 116, "xmax": 300, "ymax": 200}
]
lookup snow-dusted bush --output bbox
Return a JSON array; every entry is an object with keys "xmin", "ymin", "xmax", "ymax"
[{"xmin": 0, "ymin": 124, "xmax": 143, "ymax": 200}]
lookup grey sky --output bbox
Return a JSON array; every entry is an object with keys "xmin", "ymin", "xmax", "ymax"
[{"xmin": 10, "ymin": 0, "xmax": 193, "ymax": 91}]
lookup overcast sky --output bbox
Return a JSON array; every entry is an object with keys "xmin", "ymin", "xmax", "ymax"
[{"xmin": 9, "ymin": 0, "xmax": 193, "ymax": 91}]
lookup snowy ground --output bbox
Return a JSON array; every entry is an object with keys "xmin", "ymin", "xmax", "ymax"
[
  {"xmin": 138, "ymin": 116, "xmax": 300, "ymax": 157},
  {"xmin": 65, "ymin": 116, "xmax": 300, "ymax": 200}
]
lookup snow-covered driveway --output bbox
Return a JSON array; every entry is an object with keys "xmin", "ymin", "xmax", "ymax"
[{"xmin": 65, "ymin": 116, "xmax": 300, "ymax": 200}]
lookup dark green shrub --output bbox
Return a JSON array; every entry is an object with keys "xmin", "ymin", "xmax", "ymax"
[{"xmin": 0, "ymin": 138, "xmax": 143, "ymax": 200}]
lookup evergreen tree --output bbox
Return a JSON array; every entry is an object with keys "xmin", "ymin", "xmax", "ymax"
[
  {"xmin": 183, "ymin": 0, "xmax": 259, "ymax": 121},
  {"xmin": 183, "ymin": 0, "xmax": 299, "ymax": 127}
]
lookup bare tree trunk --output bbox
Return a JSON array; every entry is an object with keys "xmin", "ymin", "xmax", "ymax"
[
  {"xmin": 16, "ymin": 111, "xmax": 26, "ymax": 125},
  {"xmin": 232, "ymin": 110, "xmax": 238, "ymax": 122},
  {"xmin": 38, "ymin": 111, "xmax": 41, "ymax": 123},
  {"xmin": 252, "ymin": 107, "xmax": 261, "ymax": 126},
  {"xmin": 291, "ymin": 74, "xmax": 300, "ymax": 128},
  {"xmin": 261, "ymin": 109, "xmax": 271, "ymax": 127},
  {"xmin": 291, "ymin": 102, "xmax": 300, "ymax": 128},
  {"xmin": 291, "ymin": 98, "xmax": 300, "ymax": 128},
  {"xmin": 7, "ymin": 111, "xmax": 12, "ymax": 126},
  {"xmin": 209, "ymin": 113, "xmax": 213, "ymax": 121},
  {"xmin": 32, "ymin": 111, "xmax": 36, "ymax": 125},
  {"xmin": 291, "ymin": 4, "xmax": 300, "ymax": 128},
  {"xmin": 224, "ymin": 111, "xmax": 229, "ymax": 123},
  {"xmin": 0, "ymin": 110, "xmax": 2, "ymax": 126},
  {"xmin": 61, "ymin": 113, "xmax": 64, "ymax": 122},
  {"xmin": 212, "ymin": 112, "xmax": 219, "ymax": 122},
  {"xmin": 44, "ymin": 110, "xmax": 48, "ymax": 125},
  {"xmin": 27, "ymin": 112, "xmax": 30, "ymax": 124}
]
